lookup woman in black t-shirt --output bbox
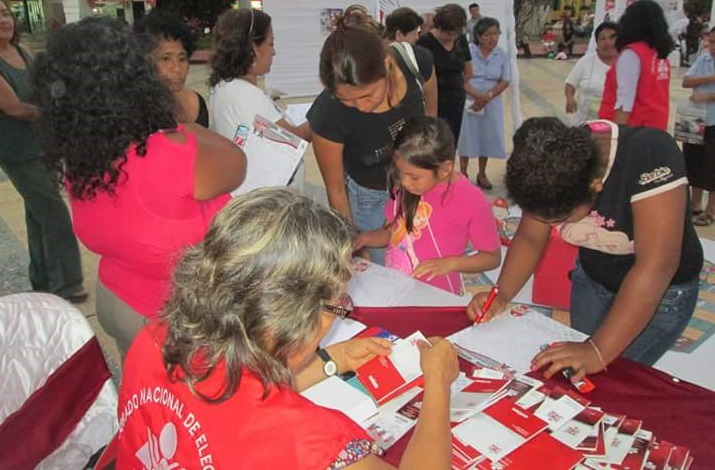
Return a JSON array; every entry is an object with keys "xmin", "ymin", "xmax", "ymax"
[
  {"xmin": 307, "ymin": 7, "xmax": 437, "ymax": 265},
  {"xmin": 416, "ymin": 4, "xmax": 471, "ymax": 142},
  {"xmin": 467, "ymin": 118, "xmax": 703, "ymax": 376}
]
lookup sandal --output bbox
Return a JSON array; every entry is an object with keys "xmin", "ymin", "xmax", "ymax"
[
  {"xmin": 692, "ymin": 209, "xmax": 703, "ymax": 216},
  {"xmin": 64, "ymin": 289, "xmax": 89, "ymax": 304},
  {"xmin": 476, "ymin": 175, "xmax": 493, "ymax": 190},
  {"xmin": 692, "ymin": 213, "xmax": 714, "ymax": 226}
]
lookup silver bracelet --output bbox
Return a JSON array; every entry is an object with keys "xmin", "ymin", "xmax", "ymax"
[{"xmin": 587, "ymin": 338, "xmax": 608, "ymax": 371}]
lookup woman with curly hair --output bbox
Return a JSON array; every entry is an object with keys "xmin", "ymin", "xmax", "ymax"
[
  {"xmin": 598, "ymin": 0, "xmax": 675, "ymax": 131},
  {"xmin": 32, "ymin": 17, "xmax": 246, "ymax": 358},
  {"xmin": 135, "ymin": 10, "xmax": 208, "ymax": 127},
  {"xmin": 468, "ymin": 118, "xmax": 702, "ymax": 379},
  {"xmin": 308, "ymin": 6, "xmax": 437, "ymax": 265},
  {"xmin": 117, "ymin": 188, "xmax": 458, "ymax": 469}
]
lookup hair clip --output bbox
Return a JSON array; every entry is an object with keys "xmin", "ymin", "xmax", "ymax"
[{"xmin": 49, "ymin": 79, "xmax": 66, "ymax": 100}]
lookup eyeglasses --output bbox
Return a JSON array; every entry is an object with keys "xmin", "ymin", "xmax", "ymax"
[{"xmin": 323, "ymin": 293, "xmax": 354, "ymax": 319}]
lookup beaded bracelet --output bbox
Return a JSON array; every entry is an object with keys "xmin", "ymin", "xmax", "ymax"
[{"xmin": 587, "ymin": 338, "xmax": 608, "ymax": 371}]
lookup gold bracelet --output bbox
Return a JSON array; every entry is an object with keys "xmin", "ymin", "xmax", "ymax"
[{"xmin": 587, "ymin": 338, "xmax": 608, "ymax": 371}]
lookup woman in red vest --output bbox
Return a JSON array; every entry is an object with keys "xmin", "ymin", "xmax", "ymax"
[
  {"xmin": 117, "ymin": 188, "xmax": 458, "ymax": 469},
  {"xmin": 598, "ymin": 0, "xmax": 675, "ymax": 131}
]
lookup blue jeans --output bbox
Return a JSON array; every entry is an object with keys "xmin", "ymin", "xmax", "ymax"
[
  {"xmin": 569, "ymin": 261, "xmax": 698, "ymax": 366},
  {"xmin": 347, "ymin": 176, "xmax": 388, "ymax": 266}
]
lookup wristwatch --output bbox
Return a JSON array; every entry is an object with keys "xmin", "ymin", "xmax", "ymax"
[{"xmin": 316, "ymin": 348, "xmax": 338, "ymax": 377}]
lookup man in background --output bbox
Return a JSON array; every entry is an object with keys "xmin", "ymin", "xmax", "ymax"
[{"xmin": 466, "ymin": 3, "xmax": 481, "ymax": 42}]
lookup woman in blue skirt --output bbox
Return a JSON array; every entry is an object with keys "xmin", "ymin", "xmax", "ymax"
[{"xmin": 458, "ymin": 17, "xmax": 510, "ymax": 189}]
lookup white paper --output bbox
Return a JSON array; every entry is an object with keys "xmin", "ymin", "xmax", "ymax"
[
  {"xmin": 390, "ymin": 331, "xmax": 428, "ymax": 382},
  {"xmin": 347, "ymin": 258, "xmax": 419, "ymax": 307},
  {"xmin": 301, "ymin": 375, "xmax": 377, "ymax": 425},
  {"xmin": 363, "ymin": 387, "xmax": 422, "ymax": 451},
  {"xmin": 534, "ymin": 395, "xmax": 585, "ymax": 432},
  {"xmin": 230, "ymin": 114, "xmax": 307, "ymax": 197},
  {"xmin": 284, "ymin": 102, "xmax": 313, "ymax": 126},
  {"xmin": 319, "ymin": 318, "xmax": 367, "ymax": 349},
  {"xmin": 448, "ymin": 309, "xmax": 588, "ymax": 373}
]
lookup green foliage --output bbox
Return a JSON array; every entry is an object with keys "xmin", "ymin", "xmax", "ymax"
[
  {"xmin": 684, "ymin": 0, "xmax": 712, "ymax": 17},
  {"xmin": 155, "ymin": 0, "xmax": 233, "ymax": 30}
]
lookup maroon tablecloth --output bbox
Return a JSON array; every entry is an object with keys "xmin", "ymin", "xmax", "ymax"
[{"xmin": 352, "ymin": 306, "xmax": 715, "ymax": 469}]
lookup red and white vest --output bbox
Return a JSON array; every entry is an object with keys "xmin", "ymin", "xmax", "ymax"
[{"xmin": 599, "ymin": 41, "xmax": 670, "ymax": 131}]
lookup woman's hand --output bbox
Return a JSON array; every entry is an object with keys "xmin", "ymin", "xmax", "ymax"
[
  {"xmin": 327, "ymin": 337, "xmax": 393, "ymax": 374},
  {"xmin": 417, "ymin": 337, "xmax": 459, "ymax": 388},
  {"xmin": 566, "ymin": 96, "xmax": 578, "ymax": 114},
  {"xmin": 469, "ymin": 100, "xmax": 486, "ymax": 113},
  {"xmin": 466, "ymin": 290, "xmax": 508, "ymax": 323},
  {"xmin": 353, "ymin": 232, "xmax": 371, "ymax": 252},
  {"xmin": 473, "ymin": 93, "xmax": 490, "ymax": 107},
  {"xmin": 412, "ymin": 258, "xmax": 456, "ymax": 281},
  {"xmin": 531, "ymin": 341, "xmax": 607, "ymax": 382}
]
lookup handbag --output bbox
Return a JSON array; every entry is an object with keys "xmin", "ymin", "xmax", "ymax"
[{"xmin": 674, "ymin": 96, "xmax": 707, "ymax": 145}]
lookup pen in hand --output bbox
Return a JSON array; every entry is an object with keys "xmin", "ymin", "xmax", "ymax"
[{"xmin": 475, "ymin": 285, "xmax": 499, "ymax": 325}]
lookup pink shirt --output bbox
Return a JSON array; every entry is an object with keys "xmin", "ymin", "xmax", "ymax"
[
  {"xmin": 70, "ymin": 128, "xmax": 230, "ymax": 317},
  {"xmin": 384, "ymin": 175, "xmax": 500, "ymax": 294}
]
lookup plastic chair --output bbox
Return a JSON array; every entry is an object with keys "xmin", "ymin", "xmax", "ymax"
[{"xmin": 0, "ymin": 293, "xmax": 118, "ymax": 469}]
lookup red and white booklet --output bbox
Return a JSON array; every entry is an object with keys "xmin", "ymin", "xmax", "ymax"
[
  {"xmin": 474, "ymin": 432, "xmax": 584, "ymax": 470},
  {"xmin": 356, "ymin": 331, "xmax": 427, "ymax": 405},
  {"xmin": 451, "ymin": 396, "xmax": 549, "ymax": 463}
]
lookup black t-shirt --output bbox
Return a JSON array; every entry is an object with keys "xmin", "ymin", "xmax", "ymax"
[
  {"xmin": 560, "ymin": 126, "xmax": 703, "ymax": 292},
  {"xmin": 416, "ymin": 33, "xmax": 470, "ymax": 97},
  {"xmin": 307, "ymin": 45, "xmax": 433, "ymax": 190}
]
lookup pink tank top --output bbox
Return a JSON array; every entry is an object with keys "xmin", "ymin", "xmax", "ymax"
[{"xmin": 70, "ymin": 127, "xmax": 230, "ymax": 317}]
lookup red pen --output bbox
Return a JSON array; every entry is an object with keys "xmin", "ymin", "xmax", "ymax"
[{"xmin": 475, "ymin": 285, "xmax": 499, "ymax": 324}]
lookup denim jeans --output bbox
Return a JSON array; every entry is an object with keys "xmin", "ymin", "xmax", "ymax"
[
  {"xmin": 0, "ymin": 157, "xmax": 83, "ymax": 298},
  {"xmin": 569, "ymin": 261, "xmax": 699, "ymax": 366},
  {"xmin": 347, "ymin": 176, "xmax": 389, "ymax": 266}
]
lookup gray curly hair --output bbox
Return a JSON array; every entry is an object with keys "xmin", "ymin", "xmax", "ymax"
[{"xmin": 161, "ymin": 188, "xmax": 354, "ymax": 402}]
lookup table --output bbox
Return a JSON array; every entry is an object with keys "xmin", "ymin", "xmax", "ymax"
[
  {"xmin": 347, "ymin": 246, "xmax": 715, "ymax": 392},
  {"xmin": 352, "ymin": 305, "xmax": 715, "ymax": 469}
]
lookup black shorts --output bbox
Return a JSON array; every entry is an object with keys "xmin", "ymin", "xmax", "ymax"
[{"xmin": 683, "ymin": 126, "xmax": 715, "ymax": 191}]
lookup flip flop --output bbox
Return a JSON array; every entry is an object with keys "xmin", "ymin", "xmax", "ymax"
[{"xmin": 692, "ymin": 213, "xmax": 713, "ymax": 226}]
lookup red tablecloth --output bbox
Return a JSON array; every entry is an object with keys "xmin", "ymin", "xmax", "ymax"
[{"xmin": 352, "ymin": 306, "xmax": 715, "ymax": 469}]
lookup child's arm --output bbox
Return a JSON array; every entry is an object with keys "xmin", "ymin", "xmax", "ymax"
[
  {"xmin": 412, "ymin": 249, "xmax": 501, "ymax": 282},
  {"xmin": 354, "ymin": 224, "xmax": 391, "ymax": 250}
]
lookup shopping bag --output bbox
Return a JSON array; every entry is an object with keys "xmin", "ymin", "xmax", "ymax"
[{"xmin": 674, "ymin": 97, "xmax": 706, "ymax": 145}]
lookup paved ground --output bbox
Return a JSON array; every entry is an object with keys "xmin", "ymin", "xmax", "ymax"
[{"xmin": 1, "ymin": 58, "xmax": 712, "ymax": 378}]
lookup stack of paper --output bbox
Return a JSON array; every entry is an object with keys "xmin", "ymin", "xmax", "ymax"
[{"xmin": 450, "ymin": 375, "xmax": 695, "ymax": 470}]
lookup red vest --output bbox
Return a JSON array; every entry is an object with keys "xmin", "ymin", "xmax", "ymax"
[
  {"xmin": 599, "ymin": 41, "xmax": 670, "ymax": 131},
  {"xmin": 116, "ymin": 325, "xmax": 370, "ymax": 469}
]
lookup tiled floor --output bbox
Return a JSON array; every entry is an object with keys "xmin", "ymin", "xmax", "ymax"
[{"xmin": 1, "ymin": 58, "xmax": 713, "ymax": 375}]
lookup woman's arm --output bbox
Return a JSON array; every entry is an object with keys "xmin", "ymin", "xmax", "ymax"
[
  {"xmin": 487, "ymin": 79, "xmax": 510, "ymax": 99},
  {"xmin": 463, "ymin": 61, "xmax": 487, "ymax": 102},
  {"xmin": 0, "ymin": 76, "xmax": 39, "ymax": 121},
  {"xmin": 185, "ymin": 123, "xmax": 247, "ymax": 200},
  {"xmin": 277, "ymin": 118, "xmax": 312, "ymax": 142},
  {"xmin": 423, "ymin": 65, "xmax": 438, "ymax": 117},
  {"xmin": 354, "ymin": 225, "xmax": 391, "ymax": 250},
  {"xmin": 534, "ymin": 186, "xmax": 686, "ymax": 380},
  {"xmin": 565, "ymin": 83, "xmax": 578, "ymax": 113},
  {"xmin": 313, "ymin": 133, "xmax": 352, "ymax": 220},
  {"xmin": 346, "ymin": 337, "xmax": 457, "ymax": 470},
  {"xmin": 682, "ymin": 74, "xmax": 715, "ymax": 88},
  {"xmin": 466, "ymin": 215, "xmax": 551, "ymax": 321},
  {"xmin": 590, "ymin": 187, "xmax": 685, "ymax": 363},
  {"xmin": 412, "ymin": 249, "xmax": 501, "ymax": 283},
  {"xmin": 613, "ymin": 50, "xmax": 640, "ymax": 125}
]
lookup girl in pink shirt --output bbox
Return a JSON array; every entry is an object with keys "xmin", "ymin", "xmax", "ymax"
[{"xmin": 355, "ymin": 116, "xmax": 501, "ymax": 294}]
